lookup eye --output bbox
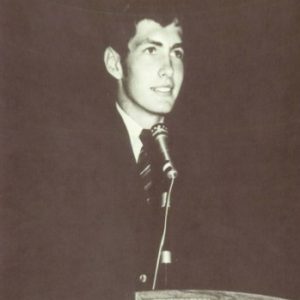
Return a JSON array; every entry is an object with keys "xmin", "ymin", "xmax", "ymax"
[
  {"xmin": 143, "ymin": 46, "xmax": 157, "ymax": 55},
  {"xmin": 173, "ymin": 49, "xmax": 184, "ymax": 59}
]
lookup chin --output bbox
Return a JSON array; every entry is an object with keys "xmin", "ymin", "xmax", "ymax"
[
  {"xmin": 144, "ymin": 100, "xmax": 175, "ymax": 116},
  {"xmin": 156, "ymin": 100, "xmax": 175, "ymax": 111},
  {"xmin": 153, "ymin": 107, "xmax": 173, "ymax": 116}
]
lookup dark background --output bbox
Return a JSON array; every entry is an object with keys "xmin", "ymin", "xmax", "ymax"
[{"xmin": 1, "ymin": 0, "xmax": 300, "ymax": 299}]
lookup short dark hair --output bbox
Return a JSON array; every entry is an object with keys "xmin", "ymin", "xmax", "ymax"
[{"xmin": 102, "ymin": 1, "xmax": 184, "ymax": 58}]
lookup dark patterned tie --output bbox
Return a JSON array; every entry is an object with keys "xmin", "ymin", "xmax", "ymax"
[
  {"xmin": 138, "ymin": 129, "xmax": 170, "ymax": 202},
  {"xmin": 138, "ymin": 129, "xmax": 153, "ymax": 196}
]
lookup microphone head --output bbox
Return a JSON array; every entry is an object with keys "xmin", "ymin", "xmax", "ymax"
[{"xmin": 150, "ymin": 123, "xmax": 168, "ymax": 138}]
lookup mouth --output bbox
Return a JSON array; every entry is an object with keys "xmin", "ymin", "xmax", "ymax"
[{"xmin": 151, "ymin": 86, "xmax": 173, "ymax": 95}]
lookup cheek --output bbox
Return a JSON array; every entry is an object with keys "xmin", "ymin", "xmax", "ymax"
[
  {"xmin": 128, "ymin": 62, "xmax": 148, "ymax": 83},
  {"xmin": 131, "ymin": 66, "xmax": 154, "ymax": 91},
  {"xmin": 125, "ymin": 66, "xmax": 140, "ymax": 87},
  {"xmin": 125, "ymin": 69, "xmax": 149, "ymax": 98},
  {"xmin": 175, "ymin": 64, "xmax": 184, "ymax": 84}
]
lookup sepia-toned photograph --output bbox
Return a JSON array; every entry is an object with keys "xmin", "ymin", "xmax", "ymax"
[{"xmin": 1, "ymin": 1, "xmax": 299, "ymax": 299}]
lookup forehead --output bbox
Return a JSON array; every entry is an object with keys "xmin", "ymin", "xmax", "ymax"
[{"xmin": 128, "ymin": 19, "xmax": 183, "ymax": 50}]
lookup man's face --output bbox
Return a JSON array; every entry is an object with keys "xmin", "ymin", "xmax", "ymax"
[{"xmin": 118, "ymin": 19, "xmax": 184, "ymax": 125}]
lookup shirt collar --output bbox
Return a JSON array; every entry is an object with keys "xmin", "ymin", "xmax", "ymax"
[{"xmin": 116, "ymin": 103, "xmax": 143, "ymax": 162}]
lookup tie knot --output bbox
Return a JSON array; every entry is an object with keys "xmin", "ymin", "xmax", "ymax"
[{"xmin": 139, "ymin": 129, "xmax": 152, "ymax": 148}]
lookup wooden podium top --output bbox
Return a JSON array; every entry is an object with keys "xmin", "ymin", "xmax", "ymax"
[{"xmin": 135, "ymin": 290, "xmax": 290, "ymax": 300}]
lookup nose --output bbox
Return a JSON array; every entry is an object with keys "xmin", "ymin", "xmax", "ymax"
[{"xmin": 158, "ymin": 54, "xmax": 174, "ymax": 78}]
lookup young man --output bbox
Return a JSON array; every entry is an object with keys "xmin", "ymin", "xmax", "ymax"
[{"xmin": 100, "ymin": 10, "xmax": 185, "ymax": 298}]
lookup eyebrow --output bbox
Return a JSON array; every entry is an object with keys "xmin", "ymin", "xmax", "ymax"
[{"xmin": 135, "ymin": 38, "xmax": 183, "ymax": 50}]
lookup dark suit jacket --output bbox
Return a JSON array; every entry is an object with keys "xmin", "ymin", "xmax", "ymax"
[
  {"xmin": 1, "ymin": 102, "xmax": 170, "ymax": 300},
  {"xmin": 3, "ymin": 99, "xmax": 298, "ymax": 300}
]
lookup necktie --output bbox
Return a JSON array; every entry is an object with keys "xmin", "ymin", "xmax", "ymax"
[
  {"xmin": 138, "ymin": 129, "xmax": 169, "ymax": 200},
  {"xmin": 138, "ymin": 129, "xmax": 153, "ymax": 196}
]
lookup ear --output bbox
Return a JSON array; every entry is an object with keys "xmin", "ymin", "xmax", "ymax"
[{"xmin": 103, "ymin": 47, "xmax": 123, "ymax": 80}]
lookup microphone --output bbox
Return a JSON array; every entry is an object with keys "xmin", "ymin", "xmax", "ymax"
[{"xmin": 150, "ymin": 123, "xmax": 178, "ymax": 179}]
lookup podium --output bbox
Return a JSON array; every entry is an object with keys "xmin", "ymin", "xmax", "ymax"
[{"xmin": 135, "ymin": 290, "xmax": 289, "ymax": 300}]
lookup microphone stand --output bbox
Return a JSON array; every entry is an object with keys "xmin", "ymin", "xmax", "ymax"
[{"xmin": 152, "ymin": 176, "xmax": 176, "ymax": 290}]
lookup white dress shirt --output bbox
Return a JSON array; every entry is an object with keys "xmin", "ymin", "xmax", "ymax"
[{"xmin": 116, "ymin": 103, "xmax": 143, "ymax": 162}]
